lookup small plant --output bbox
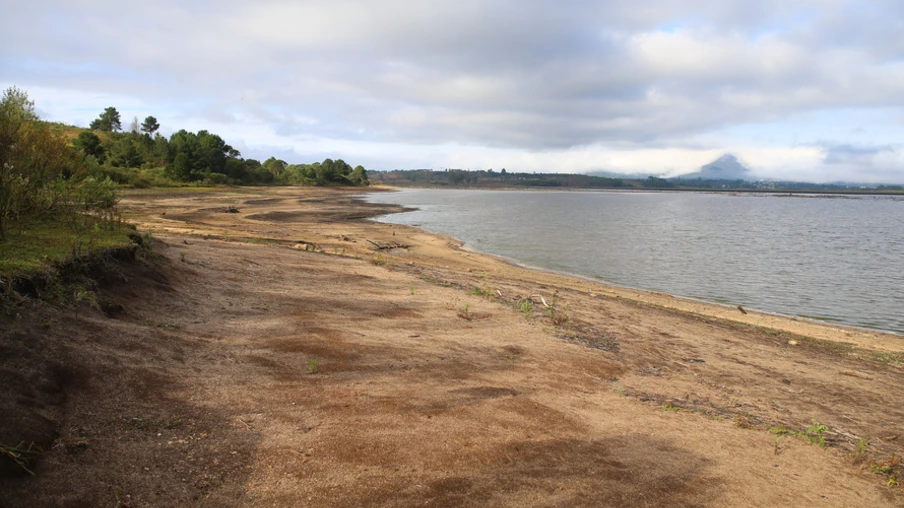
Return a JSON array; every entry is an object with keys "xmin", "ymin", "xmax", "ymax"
[
  {"xmin": 661, "ymin": 401, "xmax": 680, "ymax": 412},
  {"xmin": 0, "ymin": 441, "xmax": 38, "ymax": 476},
  {"xmin": 870, "ymin": 455, "xmax": 901, "ymax": 487},
  {"xmin": 372, "ymin": 253, "xmax": 386, "ymax": 266},
  {"xmin": 469, "ymin": 279, "xmax": 492, "ymax": 298},
  {"xmin": 73, "ymin": 288, "xmax": 100, "ymax": 309},
  {"xmin": 769, "ymin": 419, "xmax": 829, "ymax": 448},
  {"xmin": 519, "ymin": 299, "xmax": 533, "ymax": 316},
  {"xmin": 546, "ymin": 292, "xmax": 571, "ymax": 328},
  {"xmin": 164, "ymin": 417, "xmax": 182, "ymax": 429},
  {"xmin": 307, "ymin": 359, "xmax": 318, "ymax": 374},
  {"xmin": 409, "ymin": 286, "xmax": 415, "ymax": 295},
  {"xmin": 805, "ymin": 419, "xmax": 828, "ymax": 447},
  {"xmin": 457, "ymin": 303, "xmax": 472, "ymax": 320},
  {"xmin": 853, "ymin": 438, "xmax": 869, "ymax": 463},
  {"xmin": 735, "ymin": 415, "xmax": 753, "ymax": 429},
  {"xmin": 179, "ymin": 251, "xmax": 186, "ymax": 262}
]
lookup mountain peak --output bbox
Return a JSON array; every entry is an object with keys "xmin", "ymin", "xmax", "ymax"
[{"xmin": 676, "ymin": 153, "xmax": 752, "ymax": 180}]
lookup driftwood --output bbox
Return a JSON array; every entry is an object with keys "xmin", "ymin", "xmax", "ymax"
[
  {"xmin": 366, "ymin": 239, "xmax": 410, "ymax": 250},
  {"xmin": 528, "ymin": 294, "xmax": 549, "ymax": 307}
]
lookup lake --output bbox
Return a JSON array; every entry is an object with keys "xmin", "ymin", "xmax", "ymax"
[{"xmin": 363, "ymin": 189, "xmax": 904, "ymax": 334}]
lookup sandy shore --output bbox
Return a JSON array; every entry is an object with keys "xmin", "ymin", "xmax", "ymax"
[{"xmin": 2, "ymin": 186, "xmax": 902, "ymax": 506}]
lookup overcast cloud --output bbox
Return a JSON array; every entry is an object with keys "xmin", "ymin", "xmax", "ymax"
[{"xmin": 3, "ymin": 0, "xmax": 904, "ymax": 182}]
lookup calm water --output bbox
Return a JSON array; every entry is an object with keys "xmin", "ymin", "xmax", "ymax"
[{"xmin": 364, "ymin": 189, "xmax": 904, "ymax": 334}]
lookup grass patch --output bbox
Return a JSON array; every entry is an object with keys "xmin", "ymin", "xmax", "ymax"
[
  {"xmin": 0, "ymin": 216, "xmax": 133, "ymax": 275},
  {"xmin": 0, "ymin": 217, "xmax": 145, "ymax": 311}
]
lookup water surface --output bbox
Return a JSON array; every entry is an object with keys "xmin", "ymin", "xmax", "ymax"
[{"xmin": 364, "ymin": 189, "xmax": 904, "ymax": 334}]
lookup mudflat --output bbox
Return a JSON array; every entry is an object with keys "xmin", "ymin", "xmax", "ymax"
[{"xmin": 1, "ymin": 186, "xmax": 902, "ymax": 507}]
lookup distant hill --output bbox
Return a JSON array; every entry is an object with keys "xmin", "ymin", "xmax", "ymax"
[
  {"xmin": 674, "ymin": 154, "xmax": 753, "ymax": 180},
  {"xmin": 586, "ymin": 170, "xmax": 657, "ymax": 179}
]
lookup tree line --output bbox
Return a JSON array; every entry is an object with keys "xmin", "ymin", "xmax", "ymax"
[{"xmin": 73, "ymin": 105, "xmax": 369, "ymax": 187}]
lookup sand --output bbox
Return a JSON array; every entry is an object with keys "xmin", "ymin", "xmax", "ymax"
[{"xmin": 1, "ymin": 186, "xmax": 902, "ymax": 507}]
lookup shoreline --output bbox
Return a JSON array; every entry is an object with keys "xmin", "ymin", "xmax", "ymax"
[{"xmin": 364, "ymin": 186, "xmax": 904, "ymax": 350}]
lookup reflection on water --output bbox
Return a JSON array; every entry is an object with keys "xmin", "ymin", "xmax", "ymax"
[{"xmin": 364, "ymin": 189, "xmax": 904, "ymax": 334}]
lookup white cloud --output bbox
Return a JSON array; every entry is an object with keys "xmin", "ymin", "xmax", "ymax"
[{"xmin": 2, "ymin": 0, "xmax": 904, "ymax": 181}]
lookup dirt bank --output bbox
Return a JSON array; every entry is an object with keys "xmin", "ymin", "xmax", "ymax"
[{"xmin": 1, "ymin": 186, "xmax": 902, "ymax": 507}]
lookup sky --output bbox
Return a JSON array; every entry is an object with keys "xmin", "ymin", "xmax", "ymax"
[{"xmin": 3, "ymin": 0, "xmax": 904, "ymax": 183}]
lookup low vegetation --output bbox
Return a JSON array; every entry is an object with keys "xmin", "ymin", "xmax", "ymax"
[{"xmin": 769, "ymin": 419, "xmax": 829, "ymax": 448}]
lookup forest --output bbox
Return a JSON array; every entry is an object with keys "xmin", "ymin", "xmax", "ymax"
[{"xmin": 73, "ymin": 106, "xmax": 369, "ymax": 188}]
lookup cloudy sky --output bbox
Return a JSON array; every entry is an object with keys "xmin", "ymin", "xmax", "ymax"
[{"xmin": 3, "ymin": 1, "xmax": 904, "ymax": 182}]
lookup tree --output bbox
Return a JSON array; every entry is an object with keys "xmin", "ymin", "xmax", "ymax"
[
  {"xmin": 107, "ymin": 136, "xmax": 143, "ymax": 168},
  {"xmin": 0, "ymin": 87, "xmax": 38, "ymax": 239},
  {"xmin": 141, "ymin": 115, "xmax": 160, "ymax": 135},
  {"xmin": 73, "ymin": 131, "xmax": 105, "ymax": 163},
  {"xmin": 262, "ymin": 157, "xmax": 287, "ymax": 177},
  {"xmin": 89, "ymin": 107, "xmax": 122, "ymax": 132},
  {"xmin": 349, "ymin": 165, "xmax": 369, "ymax": 186},
  {"xmin": 0, "ymin": 88, "xmax": 108, "ymax": 238}
]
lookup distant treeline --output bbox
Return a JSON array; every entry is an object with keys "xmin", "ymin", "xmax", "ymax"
[
  {"xmin": 44, "ymin": 105, "xmax": 368, "ymax": 188},
  {"xmin": 369, "ymin": 169, "xmax": 903, "ymax": 193},
  {"xmin": 370, "ymin": 169, "xmax": 634, "ymax": 189}
]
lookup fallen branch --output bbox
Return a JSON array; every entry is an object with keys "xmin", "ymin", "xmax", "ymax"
[{"xmin": 366, "ymin": 239, "xmax": 410, "ymax": 250}]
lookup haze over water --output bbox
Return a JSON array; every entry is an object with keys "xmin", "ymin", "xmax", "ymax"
[{"xmin": 365, "ymin": 189, "xmax": 904, "ymax": 334}]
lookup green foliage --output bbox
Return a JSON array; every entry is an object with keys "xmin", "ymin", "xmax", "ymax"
[
  {"xmin": 769, "ymin": 419, "xmax": 829, "ymax": 448},
  {"xmin": 661, "ymin": 402, "xmax": 680, "ymax": 412},
  {"xmin": 279, "ymin": 158, "xmax": 369, "ymax": 187},
  {"xmin": 140, "ymin": 115, "xmax": 160, "ymax": 135},
  {"xmin": 89, "ymin": 106, "xmax": 122, "ymax": 132},
  {"xmin": 8, "ymin": 89, "xmax": 370, "ymax": 193},
  {"xmin": 73, "ymin": 131, "xmax": 105, "ymax": 163},
  {"xmin": 469, "ymin": 281, "xmax": 492, "ymax": 298},
  {"xmin": 106, "ymin": 134, "xmax": 144, "ymax": 168},
  {"xmin": 307, "ymin": 358, "xmax": 318, "ymax": 374},
  {"xmin": 519, "ymin": 298, "xmax": 533, "ymax": 315},
  {"xmin": 349, "ymin": 165, "xmax": 369, "ymax": 185},
  {"xmin": 262, "ymin": 157, "xmax": 287, "ymax": 177},
  {"xmin": 165, "ymin": 129, "xmax": 238, "ymax": 181},
  {"xmin": 1, "ymin": 88, "xmax": 121, "ymax": 240},
  {"xmin": 0, "ymin": 217, "xmax": 132, "ymax": 275}
]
